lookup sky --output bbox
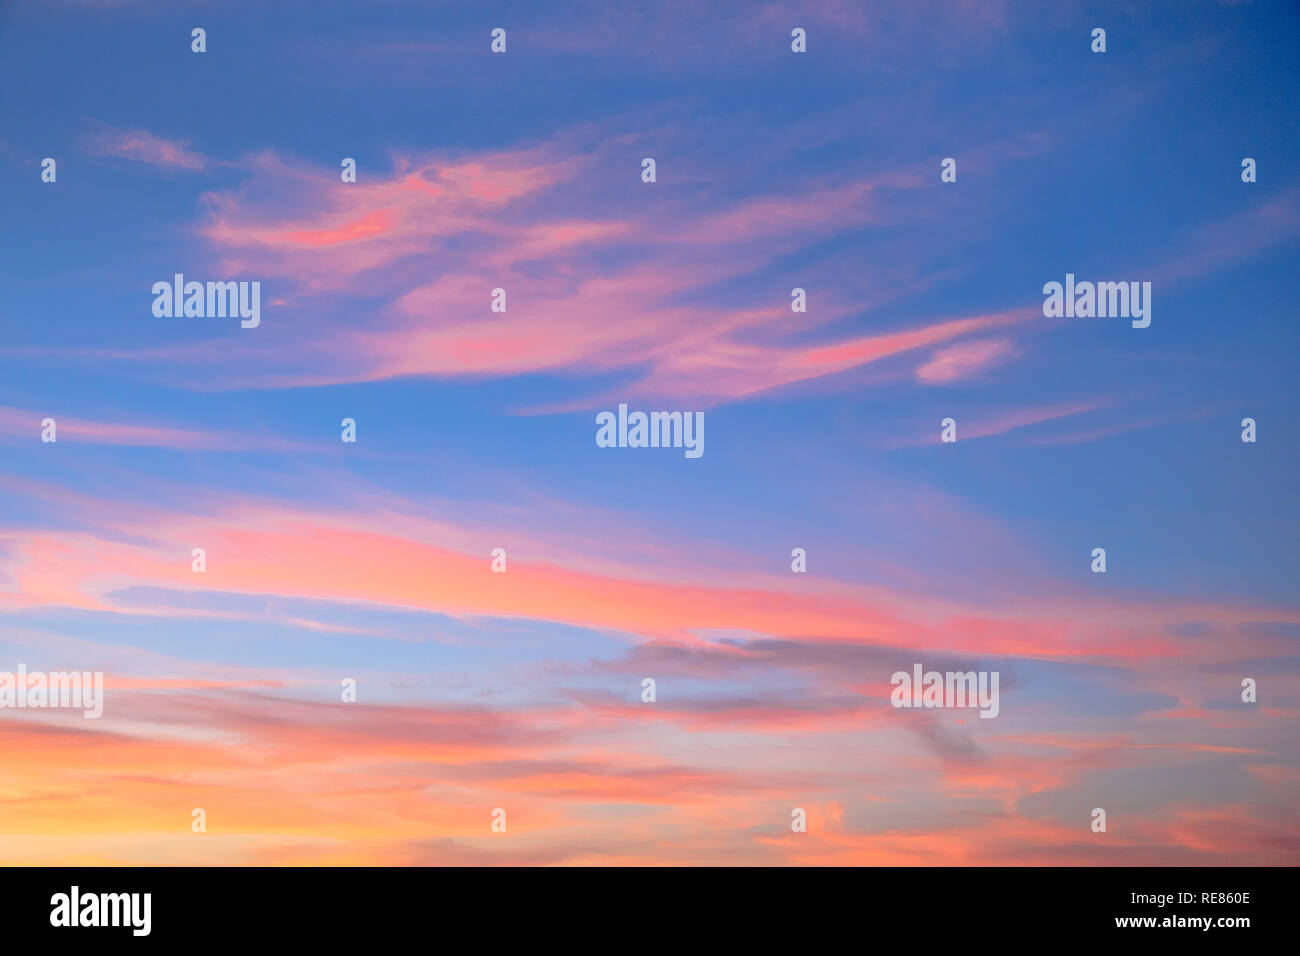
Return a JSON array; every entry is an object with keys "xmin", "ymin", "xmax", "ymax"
[{"xmin": 0, "ymin": 0, "xmax": 1297, "ymax": 865}]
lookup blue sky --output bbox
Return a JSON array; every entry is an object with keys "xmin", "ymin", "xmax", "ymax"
[{"xmin": 0, "ymin": 0, "xmax": 1296, "ymax": 865}]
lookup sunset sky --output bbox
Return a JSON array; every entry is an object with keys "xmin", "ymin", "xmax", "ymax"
[{"xmin": 0, "ymin": 0, "xmax": 1297, "ymax": 865}]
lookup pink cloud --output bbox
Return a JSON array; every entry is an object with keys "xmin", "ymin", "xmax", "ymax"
[
  {"xmin": 85, "ymin": 124, "xmax": 209, "ymax": 170},
  {"xmin": 198, "ymin": 145, "xmax": 584, "ymax": 289},
  {"xmin": 151, "ymin": 138, "xmax": 1027, "ymax": 403},
  {"xmin": 963, "ymin": 399, "xmax": 1109, "ymax": 441},
  {"xmin": 0, "ymin": 405, "xmax": 224, "ymax": 449},
  {"xmin": 916, "ymin": 338, "xmax": 1018, "ymax": 384},
  {"xmin": 1150, "ymin": 186, "xmax": 1300, "ymax": 286},
  {"xmin": 2, "ymin": 492, "xmax": 1293, "ymax": 671},
  {"xmin": 0, "ymin": 405, "xmax": 308, "ymax": 451},
  {"xmin": 895, "ymin": 398, "xmax": 1113, "ymax": 447},
  {"xmin": 282, "ymin": 210, "xmax": 397, "ymax": 247}
]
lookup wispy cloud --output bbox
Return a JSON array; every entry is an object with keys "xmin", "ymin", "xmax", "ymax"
[
  {"xmin": 84, "ymin": 123, "xmax": 210, "ymax": 171},
  {"xmin": 916, "ymin": 338, "xmax": 1019, "ymax": 384},
  {"xmin": 0, "ymin": 405, "xmax": 308, "ymax": 452}
]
